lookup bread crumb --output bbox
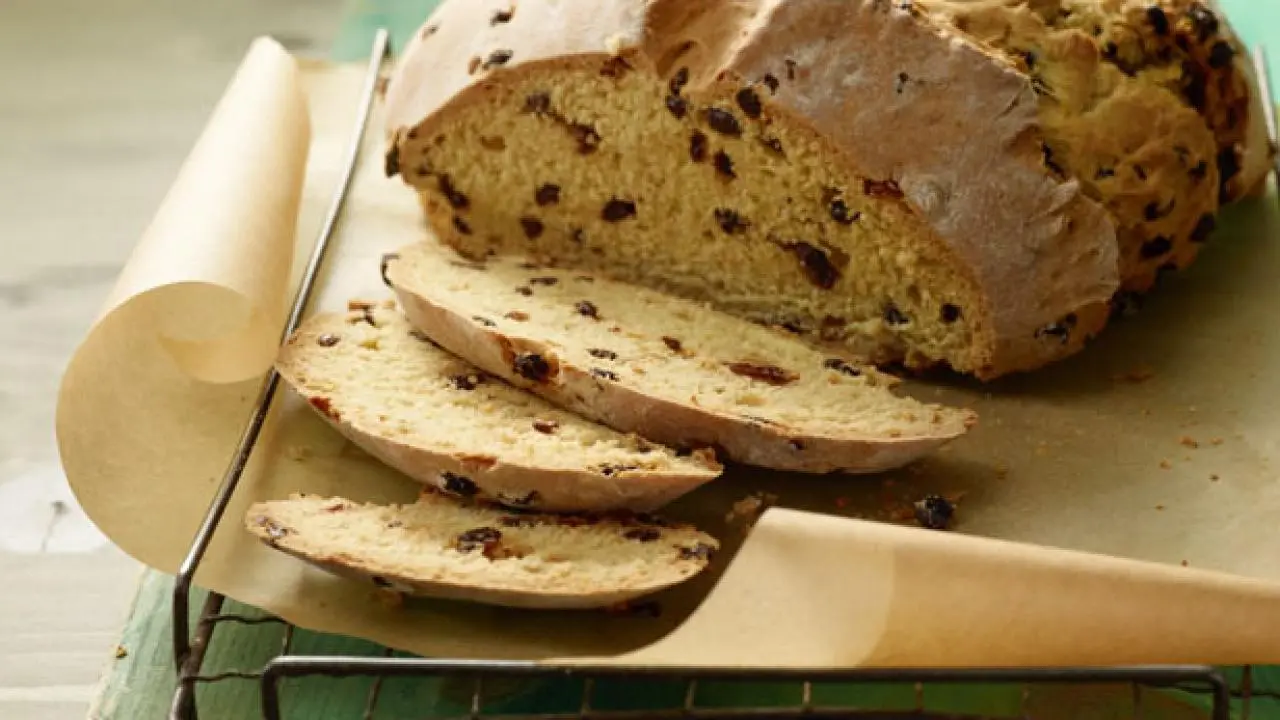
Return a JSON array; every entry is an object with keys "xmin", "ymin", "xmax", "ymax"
[
  {"xmin": 1159, "ymin": 460, "xmax": 1172, "ymax": 470},
  {"xmin": 1210, "ymin": 437, "xmax": 1224, "ymax": 446},
  {"xmin": 1181, "ymin": 560, "xmax": 1189, "ymax": 567},
  {"xmin": 114, "ymin": 645, "xmax": 128, "ymax": 659},
  {"xmin": 726, "ymin": 492, "xmax": 778, "ymax": 526},
  {"xmin": 1155, "ymin": 504, "xmax": 1165, "ymax": 511},
  {"xmin": 1210, "ymin": 474, "xmax": 1220, "ymax": 481},
  {"xmin": 1179, "ymin": 436, "xmax": 1199, "ymax": 449},
  {"xmin": 994, "ymin": 464, "xmax": 1010, "ymax": 479},
  {"xmin": 1112, "ymin": 365, "xmax": 1156, "ymax": 383}
]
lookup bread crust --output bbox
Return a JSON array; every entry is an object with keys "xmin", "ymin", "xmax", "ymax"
[
  {"xmin": 246, "ymin": 493, "xmax": 716, "ymax": 610},
  {"xmin": 277, "ymin": 311, "xmax": 721, "ymax": 513},
  {"xmin": 386, "ymin": 245, "xmax": 975, "ymax": 474}
]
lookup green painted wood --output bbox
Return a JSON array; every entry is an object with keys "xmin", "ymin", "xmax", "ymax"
[{"xmin": 93, "ymin": 0, "xmax": 1280, "ymax": 717}]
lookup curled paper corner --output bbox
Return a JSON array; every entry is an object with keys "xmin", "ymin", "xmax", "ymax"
[{"xmin": 55, "ymin": 36, "xmax": 314, "ymax": 571}]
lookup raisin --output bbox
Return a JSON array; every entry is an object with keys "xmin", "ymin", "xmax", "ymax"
[
  {"xmin": 761, "ymin": 137, "xmax": 785, "ymax": 156},
  {"xmin": 576, "ymin": 300, "xmax": 600, "ymax": 319},
  {"xmin": 1189, "ymin": 3, "xmax": 1219, "ymax": 41},
  {"xmin": 523, "ymin": 92, "xmax": 551, "ymax": 114},
  {"xmin": 515, "ymin": 286, "xmax": 533, "ymax": 296},
  {"xmin": 450, "ymin": 374, "xmax": 483, "ymax": 391},
  {"xmin": 317, "ymin": 333, "xmax": 340, "ymax": 347},
  {"xmin": 1036, "ymin": 313, "xmax": 1078, "ymax": 343},
  {"xmin": 624, "ymin": 528, "xmax": 661, "ymax": 542},
  {"xmin": 704, "ymin": 108, "xmax": 743, "ymax": 137},
  {"xmin": 588, "ymin": 348, "xmax": 618, "ymax": 360},
  {"xmin": 1182, "ymin": 61, "xmax": 1207, "ymax": 111},
  {"xmin": 1139, "ymin": 236, "xmax": 1173, "ymax": 259},
  {"xmin": 308, "ymin": 396, "xmax": 334, "ymax": 417},
  {"xmin": 761, "ymin": 73, "xmax": 780, "ymax": 93},
  {"xmin": 823, "ymin": 358, "xmax": 862, "ymax": 377},
  {"xmin": 914, "ymin": 495, "xmax": 955, "ymax": 530},
  {"xmin": 519, "ymin": 217, "xmax": 544, "ymax": 239},
  {"xmin": 491, "ymin": 8, "xmax": 513, "ymax": 24},
  {"xmin": 1190, "ymin": 213, "xmax": 1216, "ymax": 242},
  {"xmin": 455, "ymin": 527, "xmax": 502, "ymax": 554},
  {"xmin": 895, "ymin": 71, "xmax": 909, "ymax": 94},
  {"xmin": 383, "ymin": 144, "xmax": 401, "ymax": 178},
  {"xmin": 690, "ymin": 131, "xmax": 709, "ymax": 163},
  {"xmin": 785, "ymin": 58, "xmax": 798, "ymax": 80},
  {"xmin": 679, "ymin": 543, "xmax": 716, "ymax": 561},
  {"xmin": 600, "ymin": 56, "xmax": 632, "ymax": 78},
  {"xmin": 863, "ymin": 179, "xmax": 904, "ymax": 199},
  {"xmin": 1145, "ymin": 6, "xmax": 1169, "ymax": 35},
  {"xmin": 665, "ymin": 95, "xmax": 688, "ymax": 119},
  {"xmin": 453, "ymin": 216, "xmax": 472, "ymax": 235},
  {"xmin": 726, "ymin": 362, "xmax": 799, "ymax": 386},
  {"xmin": 1144, "ymin": 199, "xmax": 1175, "ymax": 221},
  {"xmin": 1217, "ymin": 146, "xmax": 1241, "ymax": 184},
  {"xmin": 498, "ymin": 491, "xmax": 541, "ymax": 507},
  {"xmin": 532, "ymin": 419, "xmax": 560, "ymax": 434},
  {"xmin": 571, "ymin": 228, "xmax": 586, "ymax": 244},
  {"xmin": 1134, "ymin": 164, "xmax": 1148, "ymax": 181},
  {"xmin": 736, "ymin": 87, "xmax": 763, "ymax": 118},
  {"xmin": 598, "ymin": 464, "xmax": 637, "ymax": 477},
  {"xmin": 513, "ymin": 353, "xmax": 553, "ymax": 382},
  {"xmin": 883, "ymin": 303, "xmax": 909, "ymax": 326},
  {"xmin": 662, "ymin": 336, "xmax": 683, "ymax": 353},
  {"xmin": 529, "ymin": 276, "xmax": 558, "ymax": 286},
  {"xmin": 438, "ymin": 175, "xmax": 469, "ymax": 209},
  {"xmin": 713, "ymin": 151, "xmax": 735, "ymax": 179},
  {"xmin": 505, "ymin": 310, "xmax": 530, "ymax": 322},
  {"xmin": 602, "ymin": 199, "xmax": 637, "ymax": 222},
  {"xmin": 783, "ymin": 241, "xmax": 840, "ymax": 289},
  {"xmin": 571, "ymin": 123, "xmax": 601, "ymax": 154},
  {"xmin": 535, "ymin": 183, "xmax": 561, "ymax": 206},
  {"xmin": 483, "ymin": 49, "xmax": 514, "ymax": 69},
  {"xmin": 1208, "ymin": 40, "xmax": 1235, "ymax": 69},
  {"xmin": 669, "ymin": 67, "xmax": 690, "ymax": 95},
  {"xmin": 829, "ymin": 198, "xmax": 860, "ymax": 225},
  {"xmin": 714, "ymin": 208, "xmax": 748, "ymax": 234},
  {"xmin": 441, "ymin": 472, "xmax": 479, "ymax": 496},
  {"xmin": 941, "ymin": 304, "xmax": 962, "ymax": 324},
  {"xmin": 1020, "ymin": 50, "xmax": 1038, "ymax": 69},
  {"xmin": 592, "ymin": 368, "xmax": 620, "ymax": 381},
  {"xmin": 1029, "ymin": 75, "xmax": 1052, "ymax": 97},
  {"xmin": 1095, "ymin": 167, "xmax": 1115, "ymax": 180},
  {"xmin": 1042, "ymin": 143, "xmax": 1065, "ymax": 176}
]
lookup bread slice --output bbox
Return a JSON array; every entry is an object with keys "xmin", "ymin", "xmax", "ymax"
[
  {"xmin": 384, "ymin": 242, "xmax": 976, "ymax": 474},
  {"xmin": 276, "ymin": 303, "xmax": 721, "ymax": 512},
  {"xmin": 245, "ymin": 490, "xmax": 718, "ymax": 610},
  {"xmin": 381, "ymin": 0, "xmax": 1121, "ymax": 379}
]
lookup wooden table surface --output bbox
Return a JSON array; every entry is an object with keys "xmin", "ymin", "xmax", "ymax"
[{"xmin": 5, "ymin": 0, "xmax": 1279, "ymax": 718}]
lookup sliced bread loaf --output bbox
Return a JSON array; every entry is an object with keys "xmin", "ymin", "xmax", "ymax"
[
  {"xmin": 381, "ymin": 0, "xmax": 1121, "ymax": 379},
  {"xmin": 276, "ymin": 303, "xmax": 721, "ymax": 512},
  {"xmin": 245, "ymin": 490, "xmax": 718, "ymax": 610},
  {"xmin": 384, "ymin": 242, "xmax": 976, "ymax": 475}
]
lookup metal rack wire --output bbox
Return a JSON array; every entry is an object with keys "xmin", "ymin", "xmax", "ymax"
[{"xmin": 164, "ymin": 29, "xmax": 1278, "ymax": 720}]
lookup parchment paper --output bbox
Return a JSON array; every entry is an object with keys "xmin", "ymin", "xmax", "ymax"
[{"xmin": 56, "ymin": 39, "xmax": 1280, "ymax": 667}]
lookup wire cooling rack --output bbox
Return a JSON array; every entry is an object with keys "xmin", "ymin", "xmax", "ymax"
[{"xmin": 163, "ymin": 29, "xmax": 1280, "ymax": 720}]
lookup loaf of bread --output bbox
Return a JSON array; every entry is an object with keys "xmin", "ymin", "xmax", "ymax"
[
  {"xmin": 384, "ymin": 241, "xmax": 975, "ymax": 474},
  {"xmin": 277, "ymin": 302, "xmax": 722, "ymax": 512},
  {"xmin": 381, "ymin": 0, "xmax": 1272, "ymax": 379},
  {"xmin": 245, "ymin": 490, "xmax": 718, "ymax": 609}
]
